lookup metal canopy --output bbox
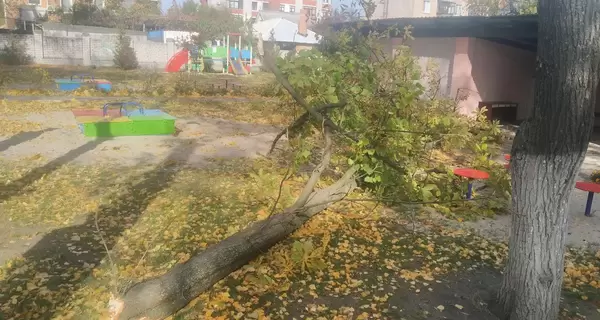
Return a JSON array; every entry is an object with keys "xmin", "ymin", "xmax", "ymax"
[{"xmin": 334, "ymin": 15, "xmax": 539, "ymax": 52}]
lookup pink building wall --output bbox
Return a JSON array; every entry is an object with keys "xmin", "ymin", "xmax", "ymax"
[
  {"xmin": 451, "ymin": 37, "xmax": 536, "ymax": 120},
  {"xmin": 386, "ymin": 37, "xmax": 456, "ymax": 97},
  {"xmin": 388, "ymin": 36, "xmax": 600, "ymax": 123}
]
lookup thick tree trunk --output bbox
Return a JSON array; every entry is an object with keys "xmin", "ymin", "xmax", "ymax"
[
  {"xmin": 497, "ymin": 1, "xmax": 600, "ymax": 320},
  {"xmin": 117, "ymin": 168, "xmax": 356, "ymax": 320},
  {"xmin": 116, "ymin": 128, "xmax": 357, "ymax": 319}
]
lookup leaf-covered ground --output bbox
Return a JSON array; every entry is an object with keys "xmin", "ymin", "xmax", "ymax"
[
  {"xmin": 0, "ymin": 75, "xmax": 598, "ymax": 319},
  {"xmin": 0, "ymin": 156, "xmax": 598, "ymax": 320}
]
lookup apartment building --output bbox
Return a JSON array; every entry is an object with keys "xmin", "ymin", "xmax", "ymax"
[
  {"xmin": 212, "ymin": 0, "xmax": 331, "ymax": 20},
  {"xmin": 373, "ymin": 0, "xmax": 466, "ymax": 19},
  {"xmin": 1, "ymin": 0, "xmax": 61, "ymax": 28},
  {"xmin": 0, "ymin": 0, "xmax": 163, "ymax": 28}
]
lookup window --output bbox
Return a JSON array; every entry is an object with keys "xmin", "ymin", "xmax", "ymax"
[
  {"xmin": 228, "ymin": 0, "xmax": 241, "ymax": 9},
  {"xmin": 453, "ymin": 5, "xmax": 462, "ymax": 15},
  {"xmin": 252, "ymin": 1, "xmax": 258, "ymax": 10},
  {"xmin": 289, "ymin": 5, "xmax": 295, "ymax": 12},
  {"xmin": 28, "ymin": 0, "xmax": 40, "ymax": 5},
  {"xmin": 280, "ymin": 4, "xmax": 285, "ymax": 11},
  {"xmin": 304, "ymin": 6, "xmax": 316, "ymax": 17},
  {"xmin": 423, "ymin": 0, "xmax": 431, "ymax": 13},
  {"xmin": 263, "ymin": 3, "xmax": 269, "ymax": 9}
]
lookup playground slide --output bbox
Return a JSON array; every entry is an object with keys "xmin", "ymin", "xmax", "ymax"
[
  {"xmin": 229, "ymin": 59, "xmax": 248, "ymax": 75},
  {"xmin": 165, "ymin": 49, "xmax": 189, "ymax": 73}
]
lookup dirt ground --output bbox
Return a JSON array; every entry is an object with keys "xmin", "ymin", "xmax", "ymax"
[
  {"xmin": 1, "ymin": 110, "xmax": 599, "ymax": 319},
  {"xmin": 0, "ymin": 110, "xmax": 280, "ymax": 266},
  {"xmin": 0, "ymin": 111, "xmax": 280, "ymax": 168},
  {"xmin": 3, "ymin": 113, "xmax": 600, "ymax": 254}
]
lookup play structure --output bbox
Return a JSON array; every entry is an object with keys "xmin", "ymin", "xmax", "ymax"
[
  {"xmin": 164, "ymin": 33, "xmax": 252, "ymax": 75},
  {"xmin": 165, "ymin": 50, "xmax": 190, "ymax": 73},
  {"xmin": 55, "ymin": 74, "xmax": 112, "ymax": 92},
  {"xmin": 72, "ymin": 102, "xmax": 176, "ymax": 137}
]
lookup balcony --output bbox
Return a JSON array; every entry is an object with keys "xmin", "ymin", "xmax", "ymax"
[{"xmin": 438, "ymin": 0, "xmax": 464, "ymax": 16}]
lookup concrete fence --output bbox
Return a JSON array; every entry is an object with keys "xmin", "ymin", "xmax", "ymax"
[{"xmin": 0, "ymin": 27, "xmax": 180, "ymax": 69}]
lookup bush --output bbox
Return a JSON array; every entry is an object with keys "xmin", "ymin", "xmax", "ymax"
[
  {"xmin": 113, "ymin": 30, "xmax": 139, "ymax": 70},
  {"xmin": 0, "ymin": 38, "xmax": 32, "ymax": 65},
  {"xmin": 171, "ymin": 73, "xmax": 196, "ymax": 95}
]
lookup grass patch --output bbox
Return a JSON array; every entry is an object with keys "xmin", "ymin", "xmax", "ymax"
[
  {"xmin": 1, "ymin": 66, "xmax": 277, "ymax": 98},
  {"xmin": 0, "ymin": 65, "xmax": 274, "ymax": 84}
]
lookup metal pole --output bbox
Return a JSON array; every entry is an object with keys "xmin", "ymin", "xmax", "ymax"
[
  {"xmin": 225, "ymin": 34, "xmax": 230, "ymax": 74},
  {"xmin": 249, "ymin": 45, "xmax": 253, "ymax": 74},
  {"xmin": 585, "ymin": 192, "xmax": 594, "ymax": 217},
  {"xmin": 466, "ymin": 181, "xmax": 473, "ymax": 200}
]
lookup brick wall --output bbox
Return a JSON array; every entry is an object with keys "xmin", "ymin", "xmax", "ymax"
[{"xmin": 0, "ymin": 31, "xmax": 178, "ymax": 69}]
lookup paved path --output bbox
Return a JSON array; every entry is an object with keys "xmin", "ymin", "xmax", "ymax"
[
  {"xmin": 461, "ymin": 133, "xmax": 600, "ymax": 250},
  {"xmin": 0, "ymin": 111, "xmax": 281, "ymax": 168}
]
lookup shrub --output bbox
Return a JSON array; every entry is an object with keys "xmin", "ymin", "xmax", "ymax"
[
  {"xmin": 31, "ymin": 67, "xmax": 52, "ymax": 89},
  {"xmin": 113, "ymin": 30, "xmax": 139, "ymax": 70},
  {"xmin": 171, "ymin": 73, "xmax": 196, "ymax": 95},
  {"xmin": 0, "ymin": 37, "xmax": 32, "ymax": 65}
]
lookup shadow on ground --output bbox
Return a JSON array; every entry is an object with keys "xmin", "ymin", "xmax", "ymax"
[
  {"xmin": 0, "ymin": 139, "xmax": 107, "ymax": 203},
  {"xmin": 0, "ymin": 129, "xmax": 56, "ymax": 153},
  {"xmin": 0, "ymin": 141, "xmax": 196, "ymax": 319}
]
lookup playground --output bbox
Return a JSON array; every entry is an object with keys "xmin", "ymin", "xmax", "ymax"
[{"xmin": 164, "ymin": 33, "xmax": 255, "ymax": 75}]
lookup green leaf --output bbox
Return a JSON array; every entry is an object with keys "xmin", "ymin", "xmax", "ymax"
[
  {"xmin": 421, "ymin": 189, "xmax": 433, "ymax": 201},
  {"xmin": 300, "ymin": 150, "xmax": 311, "ymax": 159},
  {"xmin": 422, "ymin": 184, "xmax": 437, "ymax": 192},
  {"xmin": 291, "ymin": 241, "xmax": 304, "ymax": 263},
  {"xmin": 302, "ymin": 240, "xmax": 314, "ymax": 253}
]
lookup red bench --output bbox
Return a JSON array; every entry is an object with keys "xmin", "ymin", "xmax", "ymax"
[
  {"xmin": 453, "ymin": 168, "xmax": 490, "ymax": 199},
  {"xmin": 575, "ymin": 181, "xmax": 600, "ymax": 217}
]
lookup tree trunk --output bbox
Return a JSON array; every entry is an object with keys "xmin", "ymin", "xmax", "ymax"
[
  {"xmin": 116, "ymin": 168, "xmax": 356, "ymax": 319},
  {"xmin": 116, "ymin": 126, "xmax": 355, "ymax": 320},
  {"xmin": 497, "ymin": 1, "xmax": 600, "ymax": 320}
]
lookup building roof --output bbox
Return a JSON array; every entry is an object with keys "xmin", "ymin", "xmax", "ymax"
[
  {"xmin": 257, "ymin": 10, "xmax": 302, "ymax": 23},
  {"xmin": 253, "ymin": 18, "xmax": 320, "ymax": 45},
  {"xmin": 335, "ymin": 15, "xmax": 539, "ymax": 52}
]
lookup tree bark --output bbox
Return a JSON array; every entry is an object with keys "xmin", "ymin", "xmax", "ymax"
[
  {"xmin": 497, "ymin": 1, "xmax": 600, "ymax": 320},
  {"xmin": 116, "ymin": 128, "xmax": 357, "ymax": 320}
]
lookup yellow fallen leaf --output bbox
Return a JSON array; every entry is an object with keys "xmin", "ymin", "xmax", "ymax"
[
  {"xmin": 436, "ymin": 305, "xmax": 445, "ymax": 311},
  {"xmin": 454, "ymin": 304, "xmax": 463, "ymax": 310}
]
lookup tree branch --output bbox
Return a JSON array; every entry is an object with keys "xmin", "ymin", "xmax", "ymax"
[
  {"xmin": 260, "ymin": 49, "xmax": 406, "ymax": 175},
  {"xmin": 268, "ymin": 102, "xmax": 346, "ymax": 155},
  {"xmin": 290, "ymin": 126, "xmax": 333, "ymax": 210}
]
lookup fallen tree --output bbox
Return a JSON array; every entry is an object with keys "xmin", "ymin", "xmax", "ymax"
[
  {"xmin": 115, "ymin": 127, "xmax": 358, "ymax": 319},
  {"xmin": 111, "ymin": 4, "xmax": 509, "ymax": 318}
]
